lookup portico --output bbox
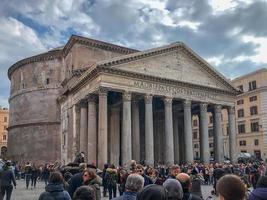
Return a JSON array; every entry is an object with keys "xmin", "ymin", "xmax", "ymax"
[{"xmin": 60, "ymin": 42, "xmax": 238, "ymax": 168}]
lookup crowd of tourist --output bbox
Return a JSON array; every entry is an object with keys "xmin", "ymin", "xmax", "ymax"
[{"xmin": 0, "ymin": 155, "xmax": 267, "ymax": 200}]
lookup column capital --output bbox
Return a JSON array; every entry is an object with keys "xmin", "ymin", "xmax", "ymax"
[
  {"xmin": 183, "ymin": 100, "xmax": 191, "ymax": 108},
  {"xmin": 200, "ymin": 103, "xmax": 208, "ymax": 111},
  {"xmin": 123, "ymin": 92, "xmax": 132, "ymax": 102},
  {"xmin": 227, "ymin": 106, "xmax": 235, "ymax": 115},
  {"xmin": 87, "ymin": 94, "xmax": 97, "ymax": 103},
  {"xmin": 214, "ymin": 104, "xmax": 222, "ymax": 113},
  {"xmin": 144, "ymin": 94, "xmax": 153, "ymax": 104},
  {"xmin": 98, "ymin": 87, "xmax": 108, "ymax": 96},
  {"xmin": 80, "ymin": 100, "xmax": 88, "ymax": 107},
  {"xmin": 163, "ymin": 96, "xmax": 173, "ymax": 105}
]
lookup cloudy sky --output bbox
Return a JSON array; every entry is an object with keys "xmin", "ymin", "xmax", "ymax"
[{"xmin": 1, "ymin": 0, "xmax": 267, "ymax": 107}]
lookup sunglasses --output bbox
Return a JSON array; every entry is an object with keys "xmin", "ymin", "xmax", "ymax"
[{"xmin": 83, "ymin": 174, "xmax": 89, "ymax": 177}]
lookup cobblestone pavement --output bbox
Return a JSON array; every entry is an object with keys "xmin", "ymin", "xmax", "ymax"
[{"xmin": 11, "ymin": 179, "xmax": 217, "ymax": 200}]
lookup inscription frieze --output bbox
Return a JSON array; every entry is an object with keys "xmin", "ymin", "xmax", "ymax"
[{"xmin": 133, "ymin": 81, "xmax": 217, "ymax": 100}]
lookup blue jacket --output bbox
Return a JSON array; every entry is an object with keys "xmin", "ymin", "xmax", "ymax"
[
  {"xmin": 249, "ymin": 188, "xmax": 267, "ymax": 200},
  {"xmin": 0, "ymin": 169, "xmax": 16, "ymax": 187},
  {"xmin": 38, "ymin": 183, "xmax": 71, "ymax": 200},
  {"xmin": 112, "ymin": 191, "xmax": 137, "ymax": 200}
]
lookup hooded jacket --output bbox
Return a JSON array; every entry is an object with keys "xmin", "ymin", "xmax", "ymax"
[
  {"xmin": 137, "ymin": 184, "xmax": 168, "ymax": 200},
  {"xmin": 84, "ymin": 177, "xmax": 101, "ymax": 200},
  {"xmin": 38, "ymin": 183, "xmax": 71, "ymax": 200},
  {"xmin": 249, "ymin": 188, "xmax": 267, "ymax": 200}
]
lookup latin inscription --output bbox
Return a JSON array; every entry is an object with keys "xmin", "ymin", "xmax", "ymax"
[{"xmin": 133, "ymin": 81, "xmax": 217, "ymax": 100}]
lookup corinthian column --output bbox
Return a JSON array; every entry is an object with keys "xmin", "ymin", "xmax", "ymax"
[
  {"xmin": 183, "ymin": 100, "xmax": 194, "ymax": 163},
  {"xmin": 110, "ymin": 106, "xmax": 120, "ymax": 166},
  {"xmin": 164, "ymin": 97, "xmax": 174, "ymax": 166},
  {"xmin": 228, "ymin": 106, "xmax": 237, "ymax": 163},
  {"xmin": 98, "ymin": 88, "xmax": 108, "ymax": 169},
  {"xmin": 122, "ymin": 92, "xmax": 132, "ymax": 165},
  {"xmin": 145, "ymin": 94, "xmax": 154, "ymax": 166},
  {"xmin": 200, "ymin": 103, "xmax": 210, "ymax": 163},
  {"xmin": 87, "ymin": 95, "xmax": 97, "ymax": 164},
  {"xmin": 214, "ymin": 105, "xmax": 224, "ymax": 163},
  {"xmin": 79, "ymin": 101, "xmax": 88, "ymax": 158},
  {"xmin": 132, "ymin": 99, "xmax": 140, "ymax": 162}
]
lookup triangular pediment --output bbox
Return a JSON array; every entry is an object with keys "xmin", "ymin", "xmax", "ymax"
[{"xmin": 99, "ymin": 43, "xmax": 236, "ymax": 93}]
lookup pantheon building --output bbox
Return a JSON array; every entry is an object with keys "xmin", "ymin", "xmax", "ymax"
[{"xmin": 8, "ymin": 35, "xmax": 238, "ymax": 167}]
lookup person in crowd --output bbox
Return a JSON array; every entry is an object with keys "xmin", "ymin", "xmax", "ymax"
[
  {"xmin": 190, "ymin": 168, "xmax": 203, "ymax": 199},
  {"xmin": 82, "ymin": 169, "xmax": 101, "ymax": 200},
  {"xmin": 68, "ymin": 163, "xmax": 87, "ymax": 198},
  {"xmin": 31, "ymin": 163, "xmax": 38, "ymax": 189},
  {"xmin": 213, "ymin": 164, "xmax": 224, "ymax": 195},
  {"xmin": 112, "ymin": 173, "xmax": 144, "ymax": 200},
  {"xmin": 73, "ymin": 185, "xmax": 96, "ymax": 200},
  {"xmin": 249, "ymin": 175, "xmax": 267, "ymax": 200},
  {"xmin": 38, "ymin": 171, "xmax": 71, "ymax": 200},
  {"xmin": 118, "ymin": 168, "xmax": 128, "ymax": 195},
  {"xmin": 102, "ymin": 163, "xmax": 109, "ymax": 197},
  {"xmin": 42, "ymin": 164, "xmax": 50, "ymax": 186},
  {"xmin": 176, "ymin": 173, "xmax": 201, "ymax": 200},
  {"xmin": 163, "ymin": 179, "xmax": 183, "ymax": 200},
  {"xmin": 74, "ymin": 152, "xmax": 85, "ymax": 164},
  {"xmin": 168, "ymin": 165, "xmax": 181, "ymax": 179},
  {"xmin": 137, "ymin": 184, "xmax": 168, "ymax": 200},
  {"xmin": 24, "ymin": 162, "xmax": 33, "ymax": 189},
  {"xmin": 216, "ymin": 174, "xmax": 246, "ymax": 200},
  {"xmin": 135, "ymin": 164, "xmax": 153, "ymax": 186},
  {"xmin": 105, "ymin": 164, "xmax": 118, "ymax": 199},
  {"xmin": 0, "ymin": 162, "xmax": 16, "ymax": 200}
]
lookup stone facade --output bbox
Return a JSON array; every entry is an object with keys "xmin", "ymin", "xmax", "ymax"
[
  {"xmin": 8, "ymin": 35, "xmax": 238, "ymax": 165},
  {"xmin": 0, "ymin": 107, "xmax": 8, "ymax": 158}
]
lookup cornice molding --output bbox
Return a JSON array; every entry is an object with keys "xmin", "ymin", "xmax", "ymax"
[
  {"xmin": 8, "ymin": 121, "xmax": 60, "ymax": 130},
  {"xmin": 8, "ymin": 50, "xmax": 62, "ymax": 80},
  {"xmin": 62, "ymin": 35, "xmax": 139, "ymax": 57}
]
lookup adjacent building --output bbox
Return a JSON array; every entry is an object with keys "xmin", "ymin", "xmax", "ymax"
[
  {"xmin": 0, "ymin": 107, "xmax": 8, "ymax": 159},
  {"xmin": 232, "ymin": 68, "xmax": 267, "ymax": 161}
]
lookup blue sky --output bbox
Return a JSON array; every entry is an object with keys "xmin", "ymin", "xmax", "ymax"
[{"xmin": 1, "ymin": 0, "xmax": 267, "ymax": 108}]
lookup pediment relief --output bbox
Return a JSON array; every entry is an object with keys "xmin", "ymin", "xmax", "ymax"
[{"xmin": 110, "ymin": 50, "xmax": 232, "ymax": 92}]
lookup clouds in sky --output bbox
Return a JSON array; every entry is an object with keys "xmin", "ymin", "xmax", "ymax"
[{"xmin": 1, "ymin": 0, "xmax": 267, "ymax": 107}]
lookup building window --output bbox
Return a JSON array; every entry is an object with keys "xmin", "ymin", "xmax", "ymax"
[
  {"xmin": 194, "ymin": 143, "xmax": 199, "ymax": 148},
  {"xmin": 209, "ymin": 116, "xmax": 213, "ymax": 124},
  {"xmin": 238, "ymin": 124, "xmax": 246, "ymax": 134},
  {"xmin": 2, "ymin": 135, "xmax": 6, "ymax": 141},
  {"xmin": 193, "ymin": 119, "xmax": 198, "ymax": 127},
  {"xmin": 237, "ymin": 99, "xmax": 244, "ymax": 105},
  {"xmin": 241, "ymin": 150, "xmax": 247, "ymax": 153},
  {"xmin": 208, "ymin": 129, "xmax": 213, "ymax": 137},
  {"xmin": 209, "ymin": 143, "xmax": 214, "ymax": 148},
  {"xmin": 255, "ymin": 139, "xmax": 259, "ymax": 146},
  {"xmin": 46, "ymin": 78, "xmax": 50, "ymax": 85},
  {"xmin": 4, "ymin": 117, "xmax": 7, "ymax": 122},
  {"xmin": 249, "ymin": 96, "xmax": 257, "ymax": 102},
  {"xmin": 237, "ymin": 85, "xmax": 243, "ymax": 92},
  {"xmin": 237, "ymin": 109, "xmax": 244, "ymax": 118},
  {"xmin": 251, "ymin": 122, "xmax": 259, "ymax": 132},
  {"xmin": 250, "ymin": 106, "xmax": 258, "ymax": 115},
  {"xmin": 193, "ymin": 131, "xmax": 198, "ymax": 139},
  {"xmin": 249, "ymin": 80, "xmax": 257, "ymax": 91},
  {"xmin": 239, "ymin": 140, "xmax": 246, "ymax": 146}
]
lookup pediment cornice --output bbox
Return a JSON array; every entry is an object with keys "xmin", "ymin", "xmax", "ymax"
[{"xmin": 62, "ymin": 35, "xmax": 139, "ymax": 57}]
